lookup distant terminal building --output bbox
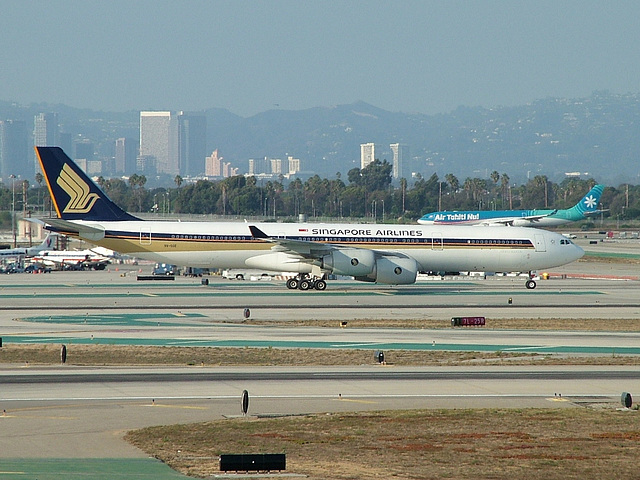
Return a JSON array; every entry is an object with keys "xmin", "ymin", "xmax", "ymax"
[
  {"xmin": 390, "ymin": 143, "xmax": 408, "ymax": 179},
  {"xmin": 360, "ymin": 142, "xmax": 375, "ymax": 169}
]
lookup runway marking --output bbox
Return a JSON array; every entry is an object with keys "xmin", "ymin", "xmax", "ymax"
[
  {"xmin": 141, "ymin": 404, "xmax": 208, "ymax": 410},
  {"xmin": 331, "ymin": 342, "xmax": 385, "ymax": 348},
  {"xmin": 547, "ymin": 397, "xmax": 570, "ymax": 402},
  {"xmin": 142, "ymin": 293, "xmax": 158, "ymax": 297},
  {"xmin": 334, "ymin": 398, "xmax": 377, "ymax": 404}
]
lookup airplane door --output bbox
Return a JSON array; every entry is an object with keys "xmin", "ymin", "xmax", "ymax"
[
  {"xmin": 140, "ymin": 227, "xmax": 152, "ymax": 245},
  {"xmin": 534, "ymin": 234, "xmax": 546, "ymax": 252},
  {"xmin": 432, "ymin": 233, "xmax": 443, "ymax": 250}
]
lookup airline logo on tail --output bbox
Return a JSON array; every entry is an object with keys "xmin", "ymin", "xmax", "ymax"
[
  {"xmin": 57, "ymin": 163, "xmax": 100, "ymax": 214},
  {"xmin": 583, "ymin": 193, "xmax": 598, "ymax": 210}
]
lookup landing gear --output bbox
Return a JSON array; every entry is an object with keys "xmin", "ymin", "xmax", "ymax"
[
  {"xmin": 286, "ymin": 274, "xmax": 328, "ymax": 291},
  {"xmin": 525, "ymin": 271, "xmax": 537, "ymax": 289}
]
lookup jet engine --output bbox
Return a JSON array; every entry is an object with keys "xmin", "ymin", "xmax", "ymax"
[
  {"xmin": 321, "ymin": 248, "xmax": 376, "ymax": 276},
  {"xmin": 354, "ymin": 256, "xmax": 418, "ymax": 285},
  {"xmin": 322, "ymin": 249, "xmax": 418, "ymax": 285}
]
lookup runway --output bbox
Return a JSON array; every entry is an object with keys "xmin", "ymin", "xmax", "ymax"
[{"xmin": 0, "ymin": 256, "xmax": 639, "ymax": 478}]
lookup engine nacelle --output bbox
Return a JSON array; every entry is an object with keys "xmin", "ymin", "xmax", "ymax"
[
  {"xmin": 245, "ymin": 252, "xmax": 312, "ymax": 273},
  {"xmin": 322, "ymin": 248, "xmax": 376, "ymax": 277},
  {"xmin": 355, "ymin": 256, "xmax": 418, "ymax": 285}
]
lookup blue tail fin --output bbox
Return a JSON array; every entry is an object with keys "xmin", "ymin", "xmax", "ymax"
[
  {"xmin": 35, "ymin": 147, "xmax": 139, "ymax": 222},
  {"xmin": 568, "ymin": 184, "xmax": 604, "ymax": 219}
]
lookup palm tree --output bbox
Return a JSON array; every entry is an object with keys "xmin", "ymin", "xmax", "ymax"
[
  {"xmin": 35, "ymin": 172, "xmax": 43, "ymax": 212},
  {"xmin": 500, "ymin": 173, "xmax": 510, "ymax": 208},
  {"xmin": 445, "ymin": 174, "xmax": 459, "ymax": 199}
]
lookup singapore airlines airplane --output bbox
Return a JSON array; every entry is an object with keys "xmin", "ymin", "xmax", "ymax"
[
  {"xmin": 35, "ymin": 147, "xmax": 584, "ymax": 290},
  {"xmin": 418, "ymin": 184, "xmax": 604, "ymax": 226}
]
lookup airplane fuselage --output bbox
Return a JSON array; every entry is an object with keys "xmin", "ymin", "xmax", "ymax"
[
  {"xmin": 48, "ymin": 220, "xmax": 583, "ymax": 274},
  {"xmin": 418, "ymin": 209, "xmax": 571, "ymax": 226}
]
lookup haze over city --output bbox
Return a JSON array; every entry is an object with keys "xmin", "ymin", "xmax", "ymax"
[{"xmin": 2, "ymin": 0, "xmax": 640, "ymax": 117}]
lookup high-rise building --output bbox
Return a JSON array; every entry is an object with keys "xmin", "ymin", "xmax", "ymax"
[
  {"xmin": 0, "ymin": 120, "xmax": 29, "ymax": 182},
  {"xmin": 74, "ymin": 140, "xmax": 94, "ymax": 162},
  {"xmin": 270, "ymin": 158, "xmax": 282, "ymax": 175},
  {"xmin": 248, "ymin": 157, "xmax": 270, "ymax": 175},
  {"xmin": 177, "ymin": 112, "xmax": 206, "ymax": 177},
  {"xmin": 115, "ymin": 137, "xmax": 138, "ymax": 174},
  {"xmin": 140, "ymin": 111, "xmax": 178, "ymax": 175},
  {"xmin": 205, "ymin": 149, "xmax": 222, "ymax": 176},
  {"xmin": 360, "ymin": 142, "xmax": 375, "ymax": 169},
  {"xmin": 33, "ymin": 113, "xmax": 60, "ymax": 147},
  {"xmin": 390, "ymin": 143, "xmax": 408, "ymax": 179},
  {"xmin": 287, "ymin": 156, "xmax": 300, "ymax": 175}
]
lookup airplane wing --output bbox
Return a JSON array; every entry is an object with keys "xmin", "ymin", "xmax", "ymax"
[
  {"xmin": 248, "ymin": 225, "xmax": 411, "ymax": 260},
  {"xmin": 249, "ymin": 225, "xmax": 333, "ymax": 257}
]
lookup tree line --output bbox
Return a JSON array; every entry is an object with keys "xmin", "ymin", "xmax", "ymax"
[{"xmin": 1, "ymin": 160, "xmax": 639, "ymax": 227}]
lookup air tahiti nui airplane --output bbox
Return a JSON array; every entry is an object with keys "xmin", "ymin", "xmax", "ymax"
[{"xmin": 418, "ymin": 184, "xmax": 604, "ymax": 227}]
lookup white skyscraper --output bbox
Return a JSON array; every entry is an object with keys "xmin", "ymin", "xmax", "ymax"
[
  {"xmin": 140, "ymin": 111, "xmax": 178, "ymax": 175},
  {"xmin": 390, "ymin": 143, "xmax": 408, "ymax": 179},
  {"xmin": 360, "ymin": 143, "xmax": 375, "ymax": 169}
]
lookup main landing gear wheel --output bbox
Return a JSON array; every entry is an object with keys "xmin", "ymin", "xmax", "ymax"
[
  {"xmin": 286, "ymin": 278, "xmax": 299, "ymax": 289},
  {"xmin": 299, "ymin": 279, "xmax": 312, "ymax": 290},
  {"xmin": 314, "ymin": 279, "xmax": 327, "ymax": 291},
  {"xmin": 525, "ymin": 279, "xmax": 537, "ymax": 289}
]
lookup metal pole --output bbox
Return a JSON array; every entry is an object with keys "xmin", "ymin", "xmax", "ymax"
[{"xmin": 10, "ymin": 174, "xmax": 16, "ymax": 248}]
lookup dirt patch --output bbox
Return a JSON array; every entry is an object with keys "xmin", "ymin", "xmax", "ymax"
[
  {"xmin": 125, "ymin": 408, "xmax": 640, "ymax": 479},
  {"xmin": 2, "ymin": 343, "xmax": 640, "ymax": 367}
]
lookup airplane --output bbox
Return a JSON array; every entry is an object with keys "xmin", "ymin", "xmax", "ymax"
[
  {"xmin": 417, "ymin": 184, "xmax": 604, "ymax": 227},
  {"xmin": 31, "ymin": 248, "xmax": 112, "ymax": 270},
  {"xmin": 0, "ymin": 233, "xmax": 56, "ymax": 259},
  {"xmin": 34, "ymin": 147, "xmax": 584, "ymax": 290}
]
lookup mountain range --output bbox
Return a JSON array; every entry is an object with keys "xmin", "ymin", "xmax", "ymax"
[{"xmin": 2, "ymin": 90, "xmax": 639, "ymax": 185}]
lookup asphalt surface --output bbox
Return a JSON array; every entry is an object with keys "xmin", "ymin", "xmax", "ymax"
[{"xmin": 0, "ymin": 241, "xmax": 639, "ymax": 478}]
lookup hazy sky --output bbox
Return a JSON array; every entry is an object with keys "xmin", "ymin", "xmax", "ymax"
[{"xmin": 2, "ymin": 0, "xmax": 640, "ymax": 117}]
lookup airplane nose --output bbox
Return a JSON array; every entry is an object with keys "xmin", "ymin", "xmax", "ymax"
[{"xmin": 572, "ymin": 243, "xmax": 585, "ymax": 262}]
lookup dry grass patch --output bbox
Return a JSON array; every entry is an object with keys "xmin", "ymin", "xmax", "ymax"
[
  {"xmin": 0, "ymin": 343, "xmax": 532, "ymax": 366},
  {"xmin": 2, "ymin": 343, "xmax": 640, "ymax": 367},
  {"xmin": 241, "ymin": 317, "xmax": 640, "ymax": 331},
  {"xmin": 125, "ymin": 408, "xmax": 640, "ymax": 479}
]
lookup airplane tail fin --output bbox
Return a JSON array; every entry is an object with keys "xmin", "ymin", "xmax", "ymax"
[
  {"xmin": 35, "ymin": 147, "xmax": 139, "ymax": 222},
  {"xmin": 26, "ymin": 233, "xmax": 56, "ymax": 255},
  {"xmin": 567, "ymin": 184, "xmax": 604, "ymax": 219}
]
